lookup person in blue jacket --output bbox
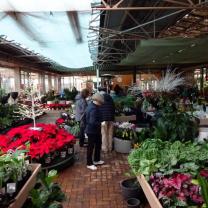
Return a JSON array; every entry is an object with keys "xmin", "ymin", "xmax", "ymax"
[{"xmin": 85, "ymin": 92, "xmax": 104, "ymax": 171}]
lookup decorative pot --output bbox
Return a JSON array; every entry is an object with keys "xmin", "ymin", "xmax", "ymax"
[
  {"xmin": 60, "ymin": 150, "xmax": 67, "ymax": 158},
  {"xmin": 47, "ymin": 101, "xmax": 55, "ymax": 105},
  {"xmin": 44, "ymin": 155, "xmax": 52, "ymax": 164},
  {"xmin": 120, "ymin": 178, "xmax": 142, "ymax": 200},
  {"xmin": 59, "ymin": 100, "xmax": 66, "ymax": 105},
  {"xmin": 66, "ymin": 100, "xmax": 72, "ymax": 105},
  {"xmin": 126, "ymin": 198, "xmax": 141, "ymax": 208},
  {"xmin": 114, "ymin": 137, "xmax": 131, "ymax": 154}
]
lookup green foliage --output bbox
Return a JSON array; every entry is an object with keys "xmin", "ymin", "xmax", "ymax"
[
  {"xmin": 46, "ymin": 90, "xmax": 56, "ymax": 101},
  {"xmin": 114, "ymin": 96, "xmax": 136, "ymax": 115},
  {"xmin": 25, "ymin": 170, "xmax": 65, "ymax": 208},
  {"xmin": 198, "ymin": 175, "xmax": 208, "ymax": 208},
  {"xmin": 0, "ymin": 104, "xmax": 17, "ymax": 129},
  {"xmin": 128, "ymin": 139, "xmax": 208, "ymax": 177},
  {"xmin": 154, "ymin": 103, "xmax": 198, "ymax": 142},
  {"xmin": 64, "ymin": 88, "xmax": 78, "ymax": 101},
  {"xmin": 67, "ymin": 122, "xmax": 80, "ymax": 137}
]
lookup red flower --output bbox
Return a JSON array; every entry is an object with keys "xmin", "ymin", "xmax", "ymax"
[
  {"xmin": 1, "ymin": 123, "xmax": 75, "ymax": 159},
  {"xmin": 200, "ymin": 169, "xmax": 208, "ymax": 178}
]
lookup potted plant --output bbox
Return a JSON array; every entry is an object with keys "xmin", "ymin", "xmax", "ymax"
[
  {"xmin": 46, "ymin": 90, "xmax": 55, "ymax": 105},
  {"xmin": 114, "ymin": 122, "xmax": 136, "ymax": 153},
  {"xmin": 126, "ymin": 198, "xmax": 141, "ymax": 208}
]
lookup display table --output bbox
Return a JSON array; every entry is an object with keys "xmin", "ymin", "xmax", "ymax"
[
  {"xmin": 115, "ymin": 115, "xmax": 136, "ymax": 122},
  {"xmin": 137, "ymin": 175, "xmax": 162, "ymax": 208},
  {"xmin": 9, "ymin": 163, "xmax": 41, "ymax": 208}
]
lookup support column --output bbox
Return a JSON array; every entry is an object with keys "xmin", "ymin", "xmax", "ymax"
[
  {"xmin": 133, "ymin": 68, "xmax": 137, "ymax": 84},
  {"xmin": 96, "ymin": 66, "xmax": 100, "ymax": 91},
  {"xmin": 48, "ymin": 75, "xmax": 52, "ymax": 90},
  {"xmin": 14, "ymin": 68, "xmax": 21, "ymax": 92},
  {"xmin": 58, "ymin": 76, "xmax": 62, "ymax": 93},
  {"xmin": 201, "ymin": 67, "xmax": 204, "ymax": 95}
]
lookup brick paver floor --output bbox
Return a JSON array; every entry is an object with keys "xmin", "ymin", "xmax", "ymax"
[
  {"xmin": 57, "ymin": 147, "xmax": 130, "ymax": 208},
  {"xmin": 38, "ymin": 111, "xmax": 150, "ymax": 208}
]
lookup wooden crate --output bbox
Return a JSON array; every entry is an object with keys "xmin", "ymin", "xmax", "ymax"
[
  {"xmin": 9, "ymin": 163, "xmax": 41, "ymax": 208},
  {"xmin": 115, "ymin": 115, "xmax": 136, "ymax": 122},
  {"xmin": 137, "ymin": 175, "xmax": 162, "ymax": 208}
]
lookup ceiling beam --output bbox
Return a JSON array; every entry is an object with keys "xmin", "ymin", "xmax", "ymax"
[
  {"xmin": 163, "ymin": 0, "xmax": 189, "ymax": 6},
  {"xmin": 187, "ymin": 0, "xmax": 194, "ymax": 5},
  {"xmin": 92, "ymin": 6, "xmax": 207, "ymax": 11}
]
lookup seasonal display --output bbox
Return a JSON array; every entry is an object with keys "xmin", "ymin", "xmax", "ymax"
[
  {"xmin": 0, "ymin": 123, "xmax": 75, "ymax": 166},
  {"xmin": 128, "ymin": 139, "xmax": 208, "ymax": 207},
  {"xmin": 0, "ymin": 149, "xmax": 31, "ymax": 208},
  {"xmin": 56, "ymin": 112, "xmax": 80, "ymax": 137},
  {"xmin": 16, "ymin": 84, "xmax": 45, "ymax": 130}
]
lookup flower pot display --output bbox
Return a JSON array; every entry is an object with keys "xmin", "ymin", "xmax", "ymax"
[
  {"xmin": 0, "ymin": 123, "xmax": 75, "ymax": 168},
  {"xmin": 128, "ymin": 139, "xmax": 208, "ymax": 208},
  {"xmin": 113, "ymin": 122, "xmax": 136, "ymax": 153},
  {"xmin": 114, "ymin": 137, "xmax": 132, "ymax": 153},
  {"xmin": 59, "ymin": 100, "xmax": 66, "ymax": 105},
  {"xmin": 0, "ymin": 149, "xmax": 40, "ymax": 208},
  {"xmin": 46, "ymin": 101, "xmax": 55, "ymax": 105},
  {"xmin": 120, "ymin": 178, "xmax": 142, "ymax": 200},
  {"xmin": 126, "ymin": 198, "xmax": 141, "ymax": 208}
]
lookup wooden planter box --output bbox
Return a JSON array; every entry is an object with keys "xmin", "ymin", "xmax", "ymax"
[
  {"xmin": 137, "ymin": 175, "xmax": 162, "ymax": 208},
  {"xmin": 9, "ymin": 163, "xmax": 41, "ymax": 208},
  {"xmin": 115, "ymin": 115, "xmax": 136, "ymax": 122}
]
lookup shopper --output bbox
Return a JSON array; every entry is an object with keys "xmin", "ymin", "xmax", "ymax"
[
  {"xmin": 75, "ymin": 88, "xmax": 90, "ymax": 147},
  {"xmin": 99, "ymin": 88, "xmax": 115, "ymax": 153},
  {"xmin": 85, "ymin": 92, "xmax": 104, "ymax": 171}
]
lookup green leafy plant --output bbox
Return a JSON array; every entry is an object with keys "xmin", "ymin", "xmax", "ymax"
[
  {"xmin": 128, "ymin": 139, "xmax": 208, "ymax": 178},
  {"xmin": 198, "ymin": 175, "xmax": 208, "ymax": 208},
  {"xmin": 24, "ymin": 170, "xmax": 66, "ymax": 208}
]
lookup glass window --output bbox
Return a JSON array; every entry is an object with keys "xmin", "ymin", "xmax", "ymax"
[{"xmin": 0, "ymin": 68, "xmax": 15, "ymax": 92}]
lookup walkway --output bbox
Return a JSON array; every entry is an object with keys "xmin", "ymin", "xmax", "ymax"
[{"xmin": 38, "ymin": 110, "xmax": 149, "ymax": 208}]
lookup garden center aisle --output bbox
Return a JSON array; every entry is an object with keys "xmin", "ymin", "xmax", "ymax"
[{"xmin": 37, "ymin": 111, "xmax": 134, "ymax": 208}]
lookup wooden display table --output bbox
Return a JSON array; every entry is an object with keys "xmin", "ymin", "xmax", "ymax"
[
  {"xmin": 115, "ymin": 115, "xmax": 136, "ymax": 122},
  {"xmin": 137, "ymin": 175, "xmax": 162, "ymax": 208},
  {"xmin": 9, "ymin": 163, "xmax": 41, "ymax": 208}
]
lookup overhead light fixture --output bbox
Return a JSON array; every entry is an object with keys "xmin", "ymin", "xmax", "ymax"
[
  {"xmin": 191, "ymin": 43, "xmax": 196, "ymax": 47},
  {"xmin": 178, "ymin": 49, "xmax": 183, "ymax": 53}
]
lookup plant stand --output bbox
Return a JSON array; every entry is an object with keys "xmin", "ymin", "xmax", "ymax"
[
  {"xmin": 114, "ymin": 137, "xmax": 132, "ymax": 154},
  {"xmin": 9, "ymin": 163, "xmax": 41, "ymax": 208},
  {"xmin": 137, "ymin": 175, "xmax": 162, "ymax": 208}
]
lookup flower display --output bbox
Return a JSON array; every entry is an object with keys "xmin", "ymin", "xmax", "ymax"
[
  {"xmin": 43, "ymin": 103, "xmax": 70, "ymax": 110},
  {"xmin": 114, "ymin": 122, "xmax": 136, "ymax": 140},
  {"xmin": 0, "ymin": 123, "xmax": 75, "ymax": 160},
  {"xmin": 150, "ymin": 173, "xmax": 203, "ymax": 207}
]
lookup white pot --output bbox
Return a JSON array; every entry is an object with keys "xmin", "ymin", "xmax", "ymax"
[
  {"xmin": 198, "ymin": 128, "xmax": 208, "ymax": 142},
  {"xmin": 59, "ymin": 100, "xmax": 66, "ymax": 104},
  {"xmin": 47, "ymin": 101, "xmax": 54, "ymax": 104},
  {"xmin": 114, "ymin": 137, "xmax": 132, "ymax": 154},
  {"xmin": 66, "ymin": 100, "xmax": 73, "ymax": 105}
]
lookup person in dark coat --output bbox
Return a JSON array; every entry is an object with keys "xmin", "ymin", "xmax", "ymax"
[
  {"xmin": 85, "ymin": 92, "xmax": 104, "ymax": 171},
  {"xmin": 99, "ymin": 88, "xmax": 115, "ymax": 153},
  {"xmin": 75, "ymin": 88, "xmax": 90, "ymax": 147}
]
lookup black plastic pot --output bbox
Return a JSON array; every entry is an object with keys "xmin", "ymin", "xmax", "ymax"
[
  {"xmin": 120, "ymin": 178, "xmax": 142, "ymax": 200},
  {"xmin": 126, "ymin": 198, "xmax": 141, "ymax": 208}
]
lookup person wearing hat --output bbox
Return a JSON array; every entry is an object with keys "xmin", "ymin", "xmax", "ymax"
[{"xmin": 85, "ymin": 92, "xmax": 104, "ymax": 170}]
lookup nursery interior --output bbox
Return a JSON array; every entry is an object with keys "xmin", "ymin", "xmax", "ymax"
[{"xmin": 1, "ymin": 0, "xmax": 208, "ymax": 208}]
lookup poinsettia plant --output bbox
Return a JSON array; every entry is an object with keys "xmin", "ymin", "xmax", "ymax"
[{"xmin": 0, "ymin": 123, "xmax": 75, "ymax": 161}]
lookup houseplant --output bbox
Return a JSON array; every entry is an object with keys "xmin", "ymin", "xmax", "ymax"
[
  {"xmin": 0, "ymin": 123, "xmax": 75, "ymax": 167},
  {"xmin": 128, "ymin": 139, "xmax": 208, "ymax": 207},
  {"xmin": 114, "ymin": 122, "xmax": 136, "ymax": 153}
]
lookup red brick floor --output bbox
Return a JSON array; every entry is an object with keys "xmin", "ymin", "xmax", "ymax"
[
  {"xmin": 38, "ymin": 111, "xmax": 150, "ymax": 208},
  {"xmin": 57, "ymin": 147, "xmax": 130, "ymax": 208}
]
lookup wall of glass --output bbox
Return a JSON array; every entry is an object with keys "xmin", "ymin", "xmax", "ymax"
[{"xmin": 0, "ymin": 67, "xmax": 15, "ymax": 92}]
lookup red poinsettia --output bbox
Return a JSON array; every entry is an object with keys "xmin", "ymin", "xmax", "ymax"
[{"xmin": 0, "ymin": 123, "xmax": 75, "ymax": 159}]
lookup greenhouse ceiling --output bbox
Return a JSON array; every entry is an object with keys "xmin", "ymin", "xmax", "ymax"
[{"xmin": 0, "ymin": 0, "xmax": 97, "ymax": 69}]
